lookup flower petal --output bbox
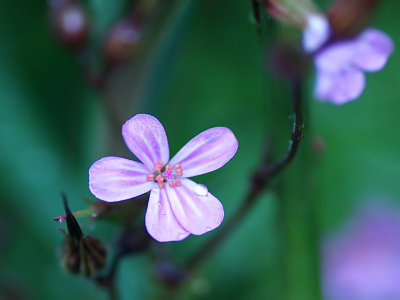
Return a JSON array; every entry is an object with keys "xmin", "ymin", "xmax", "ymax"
[
  {"xmin": 314, "ymin": 69, "xmax": 365, "ymax": 104},
  {"xmin": 352, "ymin": 28, "xmax": 394, "ymax": 72},
  {"xmin": 169, "ymin": 127, "xmax": 238, "ymax": 178},
  {"xmin": 166, "ymin": 179, "xmax": 224, "ymax": 235},
  {"xmin": 122, "ymin": 114, "xmax": 169, "ymax": 171},
  {"xmin": 302, "ymin": 14, "xmax": 330, "ymax": 53},
  {"xmin": 89, "ymin": 157, "xmax": 154, "ymax": 201},
  {"xmin": 315, "ymin": 40, "xmax": 358, "ymax": 72},
  {"xmin": 145, "ymin": 187, "xmax": 189, "ymax": 242}
]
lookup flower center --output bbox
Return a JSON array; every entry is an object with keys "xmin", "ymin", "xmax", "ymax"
[{"xmin": 146, "ymin": 162, "xmax": 183, "ymax": 188}]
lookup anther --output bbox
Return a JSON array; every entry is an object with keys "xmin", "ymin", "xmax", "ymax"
[
  {"xmin": 154, "ymin": 161, "xmax": 163, "ymax": 172},
  {"xmin": 155, "ymin": 175, "xmax": 164, "ymax": 183},
  {"xmin": 175, "ymin": 164, "xmax": 183, "ymax": 176},
  {"xmin": 147, "ymin": 174, "xmax": 154, "ymax": 181},
  {"xmin": 165, "ymin": 165, "xmax": 173, "ymax": 171},
  {"xmin": 169, "ymin": 181, "xmax": 175, "ymax": 188},
  {"xmin": 175, "ymin": 179, "xmax": 181, "ymax": 186},
  {"xmin": 158, "ymin": 182, "xmax": 165, "ymax": 188}
]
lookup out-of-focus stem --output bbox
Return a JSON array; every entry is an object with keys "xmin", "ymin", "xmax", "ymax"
[
  {"xmin": 186, "ymin": 77, "xmax": 304, "ymax": 274},
  {"xmin": 277, "ymin": 87, "xmax": 321, "ymax": 300}
]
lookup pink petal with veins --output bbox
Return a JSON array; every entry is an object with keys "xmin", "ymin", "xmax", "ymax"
[
  {"xmin": 166, "ymin": 179, "xmax": 224, "ymax": 235},
  {"xmin": 169, "ymin": 127, "xmax": 238, "ymax": 178},
  {"xmin": 122, "ymin": 114, "xmax": 170, "ymax": 171},
  {"xmin": 145, "ymin": 187, "xmax": 189, "ymax": 242},
  {"xmin": 89, "ymin": 157, "xmax": 154, "ymax": 201}
]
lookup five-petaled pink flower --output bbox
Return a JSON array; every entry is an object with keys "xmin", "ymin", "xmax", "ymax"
[
  {"xmin": 303, "ymin": 15, "xmax": 394, "ymax": 104},
  {"xmin": 89, "ymin": 114, "xmax": 238, "ymax": 242}
]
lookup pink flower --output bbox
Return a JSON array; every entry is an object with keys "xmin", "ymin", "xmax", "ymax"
[
  {"xmin": 322, "ymin": 203, "xmax": 400, "ymax": 300},
  {"xmin": 89, "ymin": 114, "xmax": 238, "ymax": 242},
  {"xmin": 303, "ymin": 16, "xmax": 394, "ymax": 104}
]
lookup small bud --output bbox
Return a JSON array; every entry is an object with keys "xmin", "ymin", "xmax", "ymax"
[
  {"xmin": 49, "ymin": 1, "xmax": 89, "ymax": 50},
  {"xmin": 312, "ymin": 136, "xmax": 325, "ymax": 155},
  {"xmin": 327, "ymin": 0, "xmax": 380, "ymax": 39},
  {"xmin": 263, "ymin": 0, "xmax": 320, "ymax": 29},
  {"xmin": 103, "ymin": 14, "xmax": 143, "ymax": 64},
  {"xmin": 154, "ymin": 261, "xmax": 187, "ymax": 287}
]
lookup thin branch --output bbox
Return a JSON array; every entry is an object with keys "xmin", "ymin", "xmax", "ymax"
[{"xmin": 185, "ymin": 78, "xmax": 304, "ymax": 274}]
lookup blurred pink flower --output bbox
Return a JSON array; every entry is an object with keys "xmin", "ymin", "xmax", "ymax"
[
  {"xmin": 89, "ymin": 114, "xmax": 238, "ymax": 242},
  {"xmin": 303, "ymin": 16, "xmax": 394, "ymax": 104},
  {"xmin": 322, "ymin": 203, "xmax": 400, "ymax": 300}
]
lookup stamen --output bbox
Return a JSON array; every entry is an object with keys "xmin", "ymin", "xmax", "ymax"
[
  {"xmin": 169, "ymin": 180, "xmax": 175, "ymax": 188},
  {"xmin": 165, "ymin": 165, "xmax": 173, "ymax": 171},
  {"xmin": 158, "ymin": 181, "xmax": 165, "ymax": 188},
  {"xmin": 175, "ymin": 179, "xmax": 181, "ymax": 186},
  {"xmin": 147, "ymin": 174, "xmax": 154, "ymax": 181},
  {"xmin": 154, "ymin": 161, "xmax": 163, "ymax": 172},
  {"xmin": 175, "ymin": 164, "xmax": 183, "ymax": 176},
  {"xmin": 155, "ymin": 175, "xmax": 164, "ymax": 183}
]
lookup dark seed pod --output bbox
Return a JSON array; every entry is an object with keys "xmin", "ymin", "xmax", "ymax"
[{"xmin": 58, "ymin": 194, "xmax": 107, "ymax": 278}]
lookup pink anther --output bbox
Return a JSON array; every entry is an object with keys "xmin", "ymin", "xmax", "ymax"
[
  {"xmin": 175, "ymin": 164, "xmax": 183, "ymax": 176},
  {"xmin": 147, "ymin": 174, "xmax": 154, "ymax": 181},
  {"xmin": 154, "ymin": 161, "xmax": 163, "ymax": 172},
  {"xmin": 155, "ymin": 175, "xmax": 164, "ymax": 183},
  {"xmin": 165, "ymin": 164, "xmax": 173, "ymax": 171},
  {"xmin": 158, "ymin": 181, "xmax": 165, "ymax": 188},
  {"xmin": 175, "ymin": 179, "xmax": 181, "ymax": 186},
  {"xmin": 169, "ymin": 181, "xmax": 175, "ymax": 188}
]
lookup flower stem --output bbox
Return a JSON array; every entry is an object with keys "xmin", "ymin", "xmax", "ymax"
[
  {"xmin": 185, "ymin": 77, "xmax": 304, "ymax": 273},
  {"xmin": 276, "ymin": 96, "xmax": 322, "ymax": 300}
]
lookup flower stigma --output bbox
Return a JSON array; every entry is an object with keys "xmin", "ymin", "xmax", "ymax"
[{"xmin": 147, "ymin": 162, "xmax": 184, "ymax": 189}]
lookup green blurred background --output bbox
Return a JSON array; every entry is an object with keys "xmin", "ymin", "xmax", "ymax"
[{"xmin": 0, "ymin": 0, "xmax": 399, "ymax": 299}]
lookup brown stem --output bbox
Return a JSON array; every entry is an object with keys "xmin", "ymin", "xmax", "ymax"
[{"xmin": 186, "ymin": 78, "xmax": 304, "ymax": 273}]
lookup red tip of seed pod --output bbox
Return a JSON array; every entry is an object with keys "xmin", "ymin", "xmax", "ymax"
[{"xmin": 54, "ymin": 215, "xmax": 67, "ymax": 222}]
